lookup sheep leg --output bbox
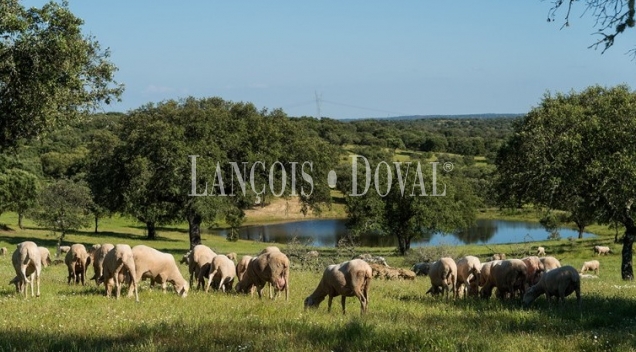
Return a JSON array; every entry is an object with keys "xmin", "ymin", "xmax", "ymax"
[
  {"xmin": 35, "ymin": 267, "xmax": 41, "ymax": 297},
  {"xmin": 205, "ymin": 269, "xmax": 218, "ymax": 293},
  {"xmin": 327, "ymin": 295, "xmax": 333, "ymax": 312},
  {"xmin": 341, "ymin": 296, "xmax": 347, "ymax": 315}
]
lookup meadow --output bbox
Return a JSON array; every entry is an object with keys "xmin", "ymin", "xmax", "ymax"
[{"xmin": 0, "ymin": 212, "xmax": 635, "ymax": 352}]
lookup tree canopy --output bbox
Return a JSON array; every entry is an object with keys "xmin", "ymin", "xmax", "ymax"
[
  {"xmin": 495, "ymin": 84, "xmax": 636, "ymax": 279},
  {"xmin": 0, "ymin": 0, "xmax": 123, "ymax": 150}
]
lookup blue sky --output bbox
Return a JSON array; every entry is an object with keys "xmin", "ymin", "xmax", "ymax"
[{"xmin": 24, "ymin": 1, "xmax": 636, "ymax": 119}]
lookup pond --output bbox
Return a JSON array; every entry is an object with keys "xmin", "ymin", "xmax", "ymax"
[{"xmin": 214, "ymin": 218, "xmax": 596, "ymax": 247}]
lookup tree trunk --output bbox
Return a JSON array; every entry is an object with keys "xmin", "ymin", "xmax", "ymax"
[
  {"xmin": 146, "ymin": 221, "xmax": 156, "ymax": 240},
  {"xmin": 397, "ymin": 235, "xmax": 411, "ymax": 256},
  {"xmin": 188, "ymin": 213, "xmax": 202, "ymax": 249},
  {"xmin": 18, "ymin": 212, "xmax": 24, "ymax": 230},
  {"xmin": 621, "ymin": 223, "xmax": 635, "ymax": 280},
  {"xmin": 94, "ymin": 214, "xmax": 99, "ymax": 234},
  {"xmin": 577, "ymin": 224, "xmax": 585, "ymax": 240}
]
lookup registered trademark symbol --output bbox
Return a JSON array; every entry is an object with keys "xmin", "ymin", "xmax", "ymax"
[{"xmin": 443, "ymin": 162, "xmax": 453, "ymax": 172}]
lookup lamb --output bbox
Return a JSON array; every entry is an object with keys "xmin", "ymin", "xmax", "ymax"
[
  {"xmin": 90, "ymin": 243, "xmax": 114, "ymax": 286},
  {"xmin": 455, "ymin": 255, "xmax": 481, "ymax": 299},
  {"xmin": 521, "ymin": 256, "xmax": 545, "ymax": 286},
  {"xmin": 128, "ymin": 245, "xmax": 189, "ymax": 297},
  {"xmin": 102, "ymin": 244, "xmax": 139, "ymax": 302},
  {"xmin": 56, "ymin": 244, "xmax": 71, "ymax": 258},
  {"xmin": 188, "ymin": 244, "xmax": 217, "ymax": 290},
  {"xmin": 0, "ymin": 247, "xmax": 7, "ymax": 256},
  {"xmin": 484, "ymin": 259, "xmax": 528, "ymax": 300},
  {"xmin": 65, "ymin": 244, "xmax": 91, "ymax": 285},
  {"xmin": 539, "ymin": 256, "xmax": 562, "ymax": 272},
  {"xmin": 490, "ymin": 253, "xmax": 506, "ymax": 261},
  {"xmin": 580, "ymin": 260, "xmax": 600, "ymax": 275},
  {"xmin": 418, "ymin": 257, "xmax": 457, "ymax": 300},
  {"xmin": 523, "ymin": 265, "xmax": 581, "ymax": 308},
  {"xmin": 304, "ymin": 259, "xmax": 372, "ymax": 315},
  {"xmin": 205, "ymin": 254, "xmax": 236, "ymax": 292},
  {"xmin": 11, "ymin": 241, "xmax": 42, "ymax": 297},
  {"xmin": 593, "ymin": 245, "xmax": 611, "ymax": 256},
  {"xmin": 235, "ymin": 250, "xmax": 290, "ymax": 300},
  {"xmin": 537, "ymin": 246, "xmax": 546, "ymax": 256}
]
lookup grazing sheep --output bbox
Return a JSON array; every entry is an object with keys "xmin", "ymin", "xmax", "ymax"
[
  {"xmin": 38, "ymin": 247, "xmax": 52, "ymax": 268},
  {"xmin": 188, "ymin": 244, "xmax": 217, "ymax": 290},
  {"xmin": 455, "ymin": 255, "xmax": 481, "ymax": 299},
  {"xmin": 88, "ymin": 244, "xmax": 101, "ymax": 255},
  {"xmin": 11, "ymin": 241, "xmax": 42, "ymax": 297},
  {"xmin": 537, "ymin": 247, "xmax": 546, "ymax": 257},
  {"xmin": 478, "ymin": 261, "xmax": 501, "ymax": 294},
  {"xmin": 65, "ymin": 244, "xmax": 91, "ymax": 285},
  {"xmin": 593, "ymin": 245, "xmax": 611, "ymax": 256},
  {"xmin": 491, "ymin": 253, "xmax": 506, "ymax": 261},
  {"xmin": 539, "ymin": 256, "xmax": 562, "ymax": 272},
  {"xmin": 260, "ymin": 246, "xmax": 281, "ymax": 254},
  {"xmin": 180, "ymin": 250, "xmax": 191, "ymax": 265},
  {"xmin": 0, "ymin": 247, "xmax": 7, "ymax": 256},
  {"xmin": 56, "ymin": 244, "xmax": 71, "ymax": 258},
  {"xmin": 91, "ymin": 243, "xmax": 115, "ymax": 286},
  {"xmin": 411, "ymin": 262, "xmax": 430, "ymax": 276},
  {"xmin": 236, "ymin": 255, "xmax": 253, "ymax": 282},
  {"xmin": 129, "ymin": 245, "xmax": 189, "ymax": 297},
  {"xmin": 226, "ymin": 252, "xmax": 237, "ymax": 263},
  {"xmin": 521, "ymin": 256, "xmax": 545, "ymax": 286},
  {"xmin": 523, "ymin": 265, "xmax": 581, "ymax": 308},
  {"xmin": 235, "ymin": 251, "xmax": 290, "ymax": 300},
  {"xmin": 420, "ymin": 257, "xmax": 457, "ymax": 300},
  {"xmin": 580, "ymin": 260, "xmax": 600, "ymax": 275},
  {"xmin": 304, "ymin": 259, "xmax": 372, "ymax": 315},
  {"xmin": 205, "ymin": 254, "xmax": 236, "ymax": 292},
  {"xmin": 486, "ymin": 259, "xmax": 528, "ymax": 300},
  {"xmin": 102, "ymin": 244, "xmax": 139, "ymax": 302}
]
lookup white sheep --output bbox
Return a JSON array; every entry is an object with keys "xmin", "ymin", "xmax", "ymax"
[
  {"xmin": 455, "ymin": 255, "xmax": 481, "ymax": 299},
  {"xmin": 523, "ymin": 265, "xmax": 581, "ymax": 308},
  {"xmin": 0, "ymin": 247, "xmax": 7, "ymax": 256},
  {"xmin": 593, "ymin": 245, "xmax": 611, "ymax": 256},
  {"xmin": 484, "ymin": 259, "xmax": 527, "ymax": 300},
  {"xmin": 539, "ymin": 256, "xmax": 562, "ymax": 272},
  {"xmin": 9, "ymin": 246, "xmax": 51, "ymax": 292},
  {"xmin": 102, "ymin": 244, "xmax": 139, "ymax": 302},
  {"xmin": 420, "ymin": 257, "xmax": 457, "ymax": 300},
  {"xmin": 490, "ymin": 253, "xmax": 506, "ymax": 261},
  {"xmin": 235, "ymin": 250, "xmax": 290, "ymax": 300},
  {"xmin": 580, "ymin": 260, "xmax": 600, "ymax": 275},
  {"xmin": 304, "ymin": 259, "xmax": 372, "ymax": 315},
  {"xmin": 521, "ymin": 256, "xmax": 545, "ymax": 286},
  {"xmin": 537, "ymin": 246, "xmax": 546, "ymax": 256},
  {"xmin": 226, "ymin": 252, "xmax": 237, "ymax": 263},
  {"xmin": 128, "ymin": 245, "xmax": 189, "ymax": 297},
  {"xmin": 91, "ymin": 243, "xmax": 115, "ymax": 286},
  {"xmin": 205, "ymin": 254, "xmax": 236, "ymax": 292},
  {"xmin": 188, "ymin": 244, "xmax": 217, "ymax": 290},
  {"xmin": 56, "ymin": 244, "xmax": 71, "ymax": 258},
  {"xmin": 11, "ymin": 241, "xmax": 42, "ymax": 297},
  {"xmin": 65, "ymin": 244, "xmax": 91, "ymax": 285}
]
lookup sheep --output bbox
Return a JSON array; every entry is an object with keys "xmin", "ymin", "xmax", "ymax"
[
  {"xmin": 235, "ymin": 250, "xmax": 290, "ymax": 300},
  {"xmin": 304, "ymin": 259, "xmax": 372, "ymax": 315},
  {"xmin": 11, "ymin": 241, "xmax": 42, "ymax": 297},
  {"xmin": 537, "ymin": 246, "xmax": 546, "ymax": 256},
  {"xmin": 523, "ymin": 265, "xmax": 581, "ymax": 309},
  {"xmin": 0, "ymin": 247, "xmax": 7, "ymax": 256},
  {"xmin": 188, "ymin": 244, "xmax": 217, "ymax": 290},
  {"xmin": 539, "ymin": 256, "xmax": 562, "ymax": 272},
  {"xmin": 128, "ymin": 245, "xmax": 189, "ymax": 297},
  {"xmin": 65, "ymin": 244, "xmax": 91, "ymax": 285},
  {"xmin": 205, "ymin": 254, "xmax": 236, "ymax": 292},
  {"xmin": 102, "ymin": 244, "xmax": 139, "ymax": 302},
  {"xmin": 478, "ymin": 261, "xmax": 501, "ymax": 296},
  {"xmin": 485, "ymin": 259, "xmax": 528, "ymax": 300},
  {"xmin": 88, "ymin": 244, "xmax": 101, "ymax": 255},
  {"xmin": 226, "ymin": 252, "xmax": 237, "ymax": 263},
  {"xmin": 411, "ymin": 262, "xmax": 430, "ymax": 276},
  {"xmin": 521, "ymin": 256, "xmax": 545, "ymax": 286},
  {"xmin": 455, "ymin": 255, "xmax": 481, "ymax": 299},
  {"xmin": 593, "ymin": 245, "xmax": 611, "ymax": 256},
  {"xmin": 90, "ymin": 243, "xmax": 115, "ymax": 286},
  {"xmin": 306, "ymin": 250, "xmax": 320, "ymax": 258},
  {"xmin": 56, "ymin": 244, "xmax": 71, "ymax": 258},
  {"xmin": 419, "ymin": 257, "xmax": 457, "ymax": 300},
  {"xmin": 38, "ymin": 247, "xmax": 52, "ymax": 268},
  {"xmin": 580, "ymin": 260, "xmax": 600, "ymax": 275},
  {"xmin": 490, "ymin": 253, "xmax": 506, "ymax": 261},
  {"xmin": 180, "ymin": 250, "xmax": 191, "ymax": 265}
]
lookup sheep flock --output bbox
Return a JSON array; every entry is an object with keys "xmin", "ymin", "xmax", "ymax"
[{"xmin": 2, "ymin": 240, "xmax": 610, "ymax": 314}]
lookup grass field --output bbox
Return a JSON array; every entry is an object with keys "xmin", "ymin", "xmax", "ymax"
[{"xmin": 0, "ymin": 212, "xmax": 635, "ymax": 352}]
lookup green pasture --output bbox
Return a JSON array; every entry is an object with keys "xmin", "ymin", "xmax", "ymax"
[{"xmin": 0, "ymin": 212, "xmax": 635, "ymax": 352}]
